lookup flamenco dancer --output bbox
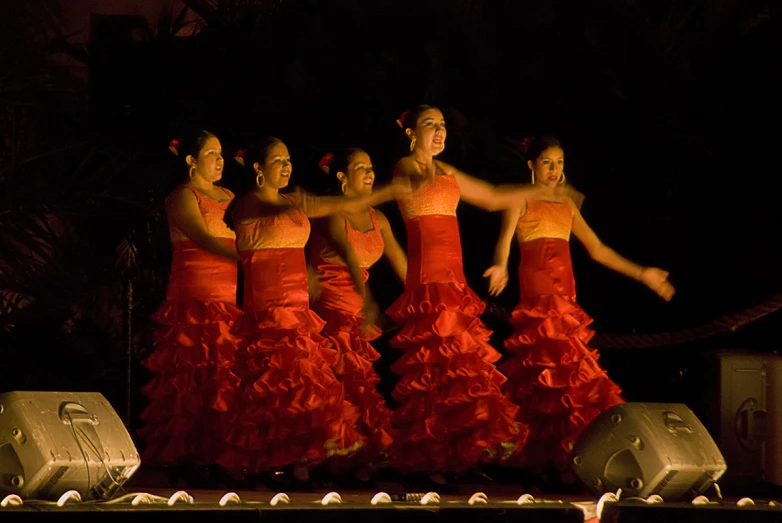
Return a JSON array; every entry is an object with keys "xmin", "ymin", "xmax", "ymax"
[
  {"xmin": 138, "ymin": 130, "xmax": 242, "ymax": 472},
  {"xmin": 216, "ymin": 137, "xmax": 404, "ymax": 483},
  {"xmin": 386, "ymin": 105, "xmax": 579, "ymax": 477},
  {"xmin": 484, "ymin": 134, "xmax": 674, "ymax": 479},
  {"xmin": 308, "ymin": 147, "xmax": 408, "ymax": 479}
]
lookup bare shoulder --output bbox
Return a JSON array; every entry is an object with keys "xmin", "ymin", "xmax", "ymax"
[
  {"xmin": 166, "ymin": 185, "xmax": 197, "ymax": 210},
  {"xmin": 564, "ymin": 196, "xmax": 581, "ymax": 214},
  {"xmin": 434, "ymin": 160, "xmax": 456, "ymax": 175},
  {"xmin": 395, "ymin": 157, "xmax": 424, "ymax": 178},
  {"xmin": 374, "ymin": 208, "xmax": 391, "ymax": 228}
]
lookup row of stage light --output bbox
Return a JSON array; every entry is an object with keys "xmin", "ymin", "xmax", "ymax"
[{"xmin": 3, "ymin": 488, "xmax": 782, "ymax": 522}]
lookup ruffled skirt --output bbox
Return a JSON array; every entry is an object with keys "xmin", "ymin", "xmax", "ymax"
[
  {"xmin": 502, "ymin": 238, "xmax": 623, "ymax": 467},
  {"xmin": 215, "ymin": 248, "xmax": 365, "ymax": 472},
  {"xmin": 386, "ymin": 215, "xmax": 528, "ymax": 473}
]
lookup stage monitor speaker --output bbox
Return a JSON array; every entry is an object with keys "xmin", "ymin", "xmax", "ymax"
[
  {"xmin": 570, "ymin": 403, "xmax": 726, "ymax": 501},
  {"xmin": 0, "ymin": 391, "xmax": 140, "ymax": 501}
]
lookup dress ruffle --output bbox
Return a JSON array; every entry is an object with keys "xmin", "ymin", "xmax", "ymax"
[
  {"xmin": 386, "ymin": 282, "xmax": 529, "ymax": 473},
  {"xmin": 138, "ymin": 300, "xmax": 242, "ymax": 465},
  {"xmin": 316, "ymin": 307, "xmax": 395, "ymax": 466},
  {"xmin": 216, "ymin": 306, "xmax": 365, "ymax": 473},
  {"xmin": 501, "ymin": 294, "xmax": 623, "ymax": 466}
]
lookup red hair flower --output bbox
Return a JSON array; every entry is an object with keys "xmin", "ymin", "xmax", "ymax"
[
  {"xmin": 520, "ymin": 136, "xmax": 534, "ymax": 153},
  {"xmin": 396, "ymin": 110, "xmax": 410, "ymax": 130},
  {"xmin": 234, "ymin": 149, "xmax": 246, "ymax": 167},
  {"xmin": 168, "ymin": 138, "xmax": 181, "ymax": 156},
  {"xmin": 318, "ymin": 152, "xmax": 334, "ymax": 173}
]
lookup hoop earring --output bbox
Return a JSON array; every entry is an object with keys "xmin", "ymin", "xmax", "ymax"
[
  {"xmin": 531, "ymin": 170, "xmax": 535, "ymax": 184},
  {"xmin": 189, "ymin": 166, "xmax": 196, "ymax": 179},
  {"xmin": 256, "ymin": 173, "xmax": 265, "ymax": 188},
  {"xmin": 341, "ymin": 181, "xmax": 347, "ymax": 194},
  {"xmin": 409, "ymin": 136, "xmax": 416, "ymax": 152},
  {"xmin": 559, "ymin": 172, "xmax": 566, "ymax": 185}
]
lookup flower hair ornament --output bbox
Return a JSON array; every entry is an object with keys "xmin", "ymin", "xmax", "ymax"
[
  {"xmin": 520, "ymin": 136, "xmax": 534, "ymax": 153},
  {"xmin": 396, "ymin": 110, "xmax": 410, "ymax": 130},
  {"xmin": 318, "ymin": 152, "xmax": 334, "ymax": 174},
  {"xmin": 234, "ymin": 149, "xmax": 246, "ymax": 167},
  {"xmin": 168, "ymin": 138, "xmax": 181, "ymax": 156}
]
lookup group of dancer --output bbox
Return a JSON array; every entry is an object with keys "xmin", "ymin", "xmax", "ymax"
[{"xmin": 137, "ymin": 105, "xmax": 675, "ymax": 487}]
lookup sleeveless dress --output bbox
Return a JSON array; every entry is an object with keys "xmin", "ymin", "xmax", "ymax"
[
  {"xmin": 386, "ymin": 169, "xmax": 529, "ymax": 473},
  {"xmin": 501, "ymin": 199, "xmax": 624, "ymax": 467},
  {"xmin": 216, "ymin": 194, "xmax": 365, "ymax": 473},
  {"xmin": 138, "ymin": 184, "xmax": 241, "ymax": 465},
  {"xmin": 309, "ymin": 208, "xmax": 396, "ymax": 466}
]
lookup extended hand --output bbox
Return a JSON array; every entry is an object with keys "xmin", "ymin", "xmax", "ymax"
[
  {"xmin": 359, "ymin": 299, "xmax": 380, "ymax": 335},
  {"xmin": 482, "ymin": 265, "xmax": 509, "ymax": 297},
  {"xmin": 640, "ymin": 267, "xmax": 675, "ymax": 302}
]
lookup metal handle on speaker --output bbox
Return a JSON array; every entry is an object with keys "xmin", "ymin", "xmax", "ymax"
[
  {"xmin": 663, "ymin": 412, "xmax": 694, "ymax": 433},
  {"xmin": 735, "ymin": 398, "xmax": 767, "ymax": 451}
]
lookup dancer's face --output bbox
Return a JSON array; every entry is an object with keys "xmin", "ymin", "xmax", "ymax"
[
  {"xmin": 188, "ymin": 136, "xmax": 224, "ymax": 183},
  {"xmin": 409, "ymin": 108, "xmax": 446, "ymax": 157},
  {"xmin": 340, "ymin": 151, "xmax": 375, "ymax": 197},
  {"xmin": 528, "ymin": 146, "xmax": 564, "ymax": 186},
  {"xmin": 256, "ymin": 142, "xmax": 292, "ymax": 190}
]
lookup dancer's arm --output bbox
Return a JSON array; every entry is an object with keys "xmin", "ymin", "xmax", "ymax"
[
  {"xmin": 292, "ymin": 179, "xmax": 410, "ymax": 218},
  {"xmin": 437, "ymin": 161, "xmax": 538, "ymax": 211},
  {"xmin": 166, "ymin": 187, "xmax": 239, "ymax": 260},
  {"xmin": 376, "ymin": 210, "xmax": 408, "ymax": 284},
  {"xmin": 569, "ymin": 198, "xmax": 675, "ymax": 301},
  {"xmin": 324, "ymin": 214, "xmax": 368, "ymax": 300},
  {"xmin": 307, "ymin": 263, "xmax": 323, "ymax": 302},
  {"xmin": 483, "ymin": 205, "xmax": 523, "ymax": 296}
]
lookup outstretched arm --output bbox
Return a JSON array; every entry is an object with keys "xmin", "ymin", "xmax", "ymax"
[
  {"xmin": 292, "ymin": 178, "xmax": 410, "ymax": 219},
  {"xmin": 376, "ymin": 210, "xmax": 408, "ymax": 284},
  {"xmin": 483, "ymin": 205, "xmax": 523, "ymax": 296},
  {"xmin": 166, "ymin": 187, "xmax": 239, "ymax": 261},
  {"xmin": 443, "ymin": 161, "xmax": 586, "ymax": 212},
  {"xmin": 570, "ymin": 199, "xmax": 675, "ymax": 301}
]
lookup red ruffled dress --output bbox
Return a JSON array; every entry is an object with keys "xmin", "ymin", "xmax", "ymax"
[
  {"xmin": 138, "ymin": 185, "xmax": 241, "ymax": 465},
  {"xmin": 501, "ymin": 200, "xmax": 624, "ymax": 468},
  {"xmin": 309, "ymin": 208, "xmax": 396, "ymax": 466},
  {"xmin": 216, "ymin": 194, "xmax": 365, "ymax": 473},
  {"xmin": 386, "ymin": 168, "xmax": 529, "ymax": 473}
]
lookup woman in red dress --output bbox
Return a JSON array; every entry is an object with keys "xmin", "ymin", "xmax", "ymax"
[
  {"xmin": 217, "ymin": 137, "xmax": 402, "ymax": 481},
  {"xmin": 138, "ymin": 130, "xmax": 241, "ymax": 467},
  {"xmin": 484, "ymin": 134, "xmax": 675, "ymax": 474},
  {"xmin": 386, "ymin": 105, "xmax": 574, "ymax": 475},
  {"xmin": 308, "ymin": 147, "xmax": 408, "ymax": 477}
]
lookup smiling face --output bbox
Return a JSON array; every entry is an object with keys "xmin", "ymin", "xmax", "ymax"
[
  {"xmin": 408, "ymin": 108, "xmax": 446, "ymax": 157},
  {"xmin": 187, "ymin": 136, "xmax": 224, "ymax": 183},
  {"xmin": 255, "ymin": 141, "xmax": 292, "ymax": 190},
  {"xmin": 528, "ymin": 146, "xmax": 564, "ymax": 186},
  {"xmin": 338, "ymin": 150, "xmax": 375, "ymax": 197}
]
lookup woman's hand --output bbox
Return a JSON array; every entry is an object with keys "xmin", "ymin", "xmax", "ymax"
[
  {"xmin": 359, "ymin": 298, "xmax": 380, "ymax": 336},
  {"xmin": 483, "ymin": 265, "xmax": 509, "ymax": 296},
  {"xmin": 640, "ymin": 267, "xmax": 675, "ymax": 301}
]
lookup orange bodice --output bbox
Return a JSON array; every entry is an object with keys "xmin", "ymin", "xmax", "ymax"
[
  {"xmin": 169, "ymin": 185, "xmax": 236, "ymax": 242},
  {"xmin": 397, "ymin": 170, "xmax": 460, "ymax": 221},
  {"xmin": 164, "ymin": 185, "xmax": 238, "ymax": 303},
  {"xmin": 233, "ymin": 194, "xmax": 311, "ymax": 313},
  {"xmin": 312, "ymin": 209, "xmax": 384, "ymax": 269},
  {"xmin": 515, "ymin": 200, "xmax": 574, "ymax": 244},
  {"xmin": 234, "ymin": 195, "xmax": 310, "ymax": 252}
]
